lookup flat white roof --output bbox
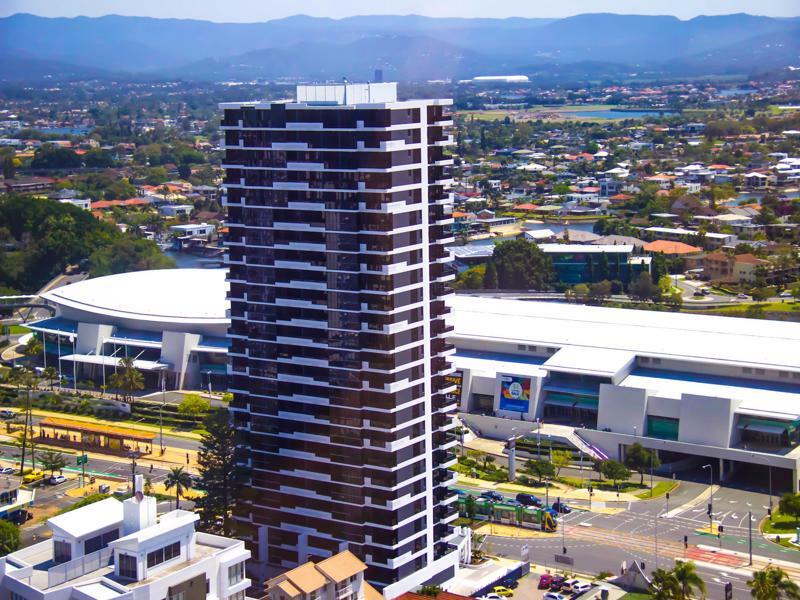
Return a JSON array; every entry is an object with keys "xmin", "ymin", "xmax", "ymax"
[
  {"xmin": 451, "ymin": 354, "xmax": 546, "ymax": 379},
  {"xmin": 112, "ymin": 510, "xmax": 198, "ymax": 547},
  {"xmin": 74, "ymin": 582, "xmax": 124, "ymax": 600},
  {"xmin": 450, "ymin": 296, "xmax": 800, "ymax": 371},
  {"xmin": 41, "ymin": 269, "xmax": 229, "ymax": 325},
  {"xmin": 48, "ymin": 497, "xmax": 122, "ymax": 539},
  {"xmin": 621, "ymin": 372, "xmax": 800, "ymax": 420},
  {"xmin": 545, "ymin": 347, "xmax": 636, "ymax": 377},
  {"xmin": 538, "ymin": 244, "xmax": 634, "ymax": 253}
]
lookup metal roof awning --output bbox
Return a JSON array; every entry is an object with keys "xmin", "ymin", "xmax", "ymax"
[
  {"xmin": 543, "ymin": 396, "xmax": 577, "ymax": 408},
  {"xmin": 739, "ymin": 423, "xmax": 788, "ymax": 435},
  {"xmin": 59, "ymin": 354, "xmax": 168, "ymax": 371},
  {"xmin": 26, "ymin": 317, "xmax": 78, "ymax": 336}
]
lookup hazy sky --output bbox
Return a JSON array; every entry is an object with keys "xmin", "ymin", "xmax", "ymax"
[{"xmin": 2, "ymin": 0, "xmax": 799, "ymax": 21}]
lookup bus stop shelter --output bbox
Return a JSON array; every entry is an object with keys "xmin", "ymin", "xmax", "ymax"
[{"xmin": 37, "ymin": 416, "xmax": 156, "ymax": 456}]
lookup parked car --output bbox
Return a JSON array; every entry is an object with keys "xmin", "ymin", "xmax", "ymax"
[
  {"xmin": 538, "ymin": 574, "xmax": 553, "ymax": 589},
  {"xmin": 543, "ymin": 593, "xmax": 568, "ymax": 600},
  {"xmin": 570, "ymin": 581, "xmax": 593, "ymax": 594},
  {"xmin": 492, "ymin": 586, "xmax": 513, "ymax": 597},
  {"xmin": 22, "ymin": 469, "xmax": 44, "ymax": 484},
  {"xmin": 516, "ymin": 493, "xmax": 542, "ymax": 507},
  {"xmin": 0, "ymin": 467, "xmax": 14, "ymax": 475},
  {"xmin": 550, "ymin": 575, "xmax": 567, "ymax": 591},
  {"xmin": 779, "ymin": 290, "xmax": 793, "ymax": 298},
  {"xmin": 552, "ymin": 501, "xmax": 572, "ymax": 514},
  {"xmin": 0, "ymin": 410, "xmax": 16, "ymax": 420},
  {"xmin": 480, "ymin": 491, "xmax": 505, "ymax": 503},
  {"xmin": 737, "ymin": 293, "xmax": 750, "ymax": 299},
  {"xmin": 113, "ymin": 485, "xmax": 129, "ymax": 496},
  {"xmin": 498, "ymin": 577, "xmax": 519, "ymax": 590},
  {"xmin": 48, "ymin": 474, "xmax": 67, "ymax": 485},
  {"xmin": 477, "ymin": 594, "xmax": 503, "ymax": 600}
]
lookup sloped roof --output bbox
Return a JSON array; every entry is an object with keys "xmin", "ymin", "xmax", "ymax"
[{"xmin": 643, "ymin": 240, "xmax": 702, "ymax": 255}]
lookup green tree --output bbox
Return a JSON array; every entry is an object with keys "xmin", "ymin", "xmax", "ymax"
[
  {"xmin": 525, "ymin": 458, "xmax": 555, "ymax": 482},
  {"xmin": 2, "ymin": 155, "xmax": 14, "ymax": 180},
  {"xmin": 0, "ymin": 520, "xmax": 20, "ymax": 555},
  {"xmin": 464, "ymin": 494, "xmax": 477, "ymax": 519},
  {"xmin": 492, "ymin": 239, "xmax": 554, "ymax": 290},
  {"xmin": 587, "ymin": 280, "xmax": 612, "ymax": 303},
  {"xmin": 88, "ymin": 237, "xmax": 176, "ymax": 277},
  {"xmin": 164, "ymin": 466, "xmax": 193, "ymax": 510},
  {"xmin": 672, "ymin": 560, "xmax": 706, "ymax": 600},
  {"xmin": 39, "ymin": 449, "xmax": 68, "ymax": 477},
  {"xmin": 747, "ymin": 565, "xmax": 800, "ymax": 600},
  {"xmin": 629, "ymin": 272, "xmax": 662, "ymax": 302},
  {"xmin": 778, "ymin": 493, "xmax": 800, "ymax": 527},
  {"xmin": 43, "ymin": 366, "xmax": 58, "ymax": 390},
  {"xmin": 419, "ymin": 585, "xmax": 443, "ymax": 597},
  {"xmin": 112, "ymin": 357, "xmax": 144, "ymax": 405},
  {"xmin": 197, "ymin": 410, "xmax": 242, "ymax": 535},
  {"xmin": 31, "ymin": 144, "xmax": 82, "ymax": 169},
  {"xmin": 600, "ymin": 460, "xmax": 631, "ymax": 488},
  {"xmin": 650, "ymin": 568, "xmax": 680, "ymax": 600},
  {"xmin": 178, "ymin": 164, "xmax": 192, "ymax": 180},
  {"xmin": 177, "ymin": 393, "xmax": 211, "ymax": 418},
  {"xmin": 15, "ymin": 369, "xmax": 38, "ymax": 476},
  {"xmin": 624, "ymin": 443, "xmax": 661, "ymax": 486},
  {"xmin": 483, "ymin": 261, "xmax": 498, "ymax": 289},
  {"xmin": 551, "ymin": 449, "xmax": 572, "ymax": 477}
]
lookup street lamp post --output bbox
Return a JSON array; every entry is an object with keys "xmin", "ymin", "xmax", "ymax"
[
  {"xmin": 160, "ymin": 374, "xmax": 166, "ymax": 454},
  {"xmin": 536, "ymin": 418, "xmax": 541, "ymax": 459},
  {"xmin": 545, "ymin": 478, "xmax": 550, "ymax": 507},
  {"xmin": 702, "ymin": 464, "xmax": 713, "ymax": 532},
  {"xmin": 57, "ymin": 335, "xmax": 62, "ymax": 388},
  {"xmin": 69, "ymin": 335, "xmax": 77, "ymax": 393}
]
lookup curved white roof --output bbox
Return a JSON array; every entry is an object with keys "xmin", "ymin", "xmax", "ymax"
[{"xmin": 42, "ymin": 269, "xmax": 229, "ymax": 325}]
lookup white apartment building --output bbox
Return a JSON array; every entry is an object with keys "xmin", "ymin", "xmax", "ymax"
[{"xmin": 0, "ymin": 476, "xmax": 250, "ymax": 600}]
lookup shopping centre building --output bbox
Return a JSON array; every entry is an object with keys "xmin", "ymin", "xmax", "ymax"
[
  {"xmin": 28, "ymin": 269, "xmax": 229, "ymax": 390},
  {"xmin": 449, "ymin": 295, "xmax": 800, "ymax": 492}
]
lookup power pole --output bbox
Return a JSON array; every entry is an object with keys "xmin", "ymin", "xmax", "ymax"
[{"xmin": 748, "ymin": 511, "xmax": 753, "ymax": 565}]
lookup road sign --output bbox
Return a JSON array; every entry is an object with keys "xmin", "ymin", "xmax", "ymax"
[
  {"xmin": 76, "ymin": 454, "xmax": 88, "ymax": 466},
  {"xmin": 520, "ymin": 544, "xmax": 529, "ymax": 563}
]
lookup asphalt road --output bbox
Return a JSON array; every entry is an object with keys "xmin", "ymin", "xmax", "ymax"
[{"xmin": 478, "ymin": 481, "xmax": 798, "ymax": 599}]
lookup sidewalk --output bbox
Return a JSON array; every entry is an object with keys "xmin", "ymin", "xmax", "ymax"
[{"xmin": 0, "ymin": 433, "xmax": 199, "ymax": 473}]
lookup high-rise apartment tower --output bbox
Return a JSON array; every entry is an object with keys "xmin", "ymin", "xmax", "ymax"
[{"xmin": 220, "ymin": 83, "xmax": 459, "ymax": 597}]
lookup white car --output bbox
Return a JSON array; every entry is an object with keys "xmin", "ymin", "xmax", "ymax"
[
  {"xmin": 779, "ymin": 291, "xmax": 793, "ymax": 298},
  {"xmin": 543, "ymin": 593, "xmax": 568, "ymax": 600},
  {"xmin": 48, "ymin": 474, "xmax": 67, "ymax": 485},
  {"xmin": 477, "ymin": 594, "xmax": 504, "ymax": 600},
  {"xmin": 571, "ymin": 581, "xmax": 593, "ymax": 594},
  {"xmin": 0, "ymin": 467, "xmax": 14, "ymax": 475}
]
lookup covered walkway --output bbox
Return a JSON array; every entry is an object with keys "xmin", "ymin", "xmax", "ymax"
[{"xmin": 37, "ymin": 416, "xmax": 156, "ymax": 456}]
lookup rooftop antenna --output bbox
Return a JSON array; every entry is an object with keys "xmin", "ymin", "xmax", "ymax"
[{"xmin": 343, "ymin": 77, "xmax": 348, "ymax": 105}]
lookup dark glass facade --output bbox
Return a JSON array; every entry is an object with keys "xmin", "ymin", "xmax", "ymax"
[{"xmin": 222, "ymin": 95, "xmax": 458, "ymax": 592}]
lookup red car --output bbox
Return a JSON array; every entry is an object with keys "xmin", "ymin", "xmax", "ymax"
[{"xmin": 538, "ymin": 574, "xmax": 553, "ymax": 589}]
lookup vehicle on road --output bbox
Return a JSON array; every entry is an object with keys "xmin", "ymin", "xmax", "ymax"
[
  {"xmin": 779, "ymin": 290, "xmax": 793, "ymax": 298},
  {"xmin": 0, "ymin": 410, "xmax": 16, "ymax": 419},
  {"xmin": 552, "ymin": 501, "xmax": 572, "ymax": 514},
  {"xmin": 22, "ymin": 469, "xmax": 44, "ymax": 483},
  {"xmin": 492, "ymin": 586, "xmax": 513, "ymax": 597},
  {"xmin": 516, "ymin": 492, "xmax": 542, "ymax": 506},
  {"xmin": 543, "ymin": 593, "xmax": 568, "ymax": 600},
  {"xmin": 480, "ymin": 490, "xmax": 505, "ymax": 502},
  {"xmin": 0, "ymin": 467, "xmax": 15, "ymax": 475},
  {"xmin": 570, "ymin": 581, "xmax": 592, "ymax": 594},
  {"xmin": 737, "ymin": 293, "xmax": 750, "ymax": 299},
  {"xmin": 538, "ymin": 574, "xmax": 553, "ymax": 589},
  {"xmin": 48, "ymin": 474, "xmax": 67, "ymax": 485}
]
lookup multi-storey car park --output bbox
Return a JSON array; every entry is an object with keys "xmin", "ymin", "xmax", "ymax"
[
  {"xmin": 220, "ymin": 83, "xmax": 462, "ymax": 597},
  {"xmin": 450, "ymin": 295, "xmax": 800, "ymax": 493}
]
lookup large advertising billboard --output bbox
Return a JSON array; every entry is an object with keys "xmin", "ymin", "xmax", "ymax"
[{"xmin": 499, "ymin": 375, "xmax": 531, "ymax": 413}]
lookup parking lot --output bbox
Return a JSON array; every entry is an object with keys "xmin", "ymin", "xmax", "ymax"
[{"xmin": 486, "ymin": 571, "xmax": 614, "ymax": 600}]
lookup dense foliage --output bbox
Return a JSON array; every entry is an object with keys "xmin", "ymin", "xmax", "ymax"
[{"xmin": 0, "ymin": 195, "xmax": 173, "ymax": 293}]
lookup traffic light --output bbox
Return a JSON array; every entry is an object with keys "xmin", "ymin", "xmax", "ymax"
[
  {"xmin": 665, "ymin": 492, "xmax": 670, "ymax": 500},
  {"xmin": 707, "ymin": 503, "xmax": 712, "ymax": 515},
  {"xmin": 724, "ymin": 582, "xmax": 733, "ymax": 600},
  {"xmin": 718, "ymin": 524, "xmax": 724, "ymax": 535},
  {"xmin": 684, "ymin": 535, "xmax": 688, "ymax": 548},
  {"xmin": 768, "ymin": 507, "xmax": 773, "ymax": 517}
]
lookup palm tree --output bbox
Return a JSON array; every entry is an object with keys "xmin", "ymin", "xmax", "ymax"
[
  {"xmin": 39, "ymin": 449, "xmax": 68, "ymax": 477},
  {"xmin": 673, "ymin": 560, "xmax": 706, "ymax": 600},
  {"xmin": 650, "ymin": 568, "xmax": 680, "ymax": 600},
  {"xmin": 112, "ymin": 358, "xmax": 144, "ymax": 405},
  {"xmin": 16, "ymin": 369, "xmax": 39, "ymax": 476},
  {"xmin": 164, "ymin": 466, "xmax": 193, "ymax": 510},
  {"xmin": 42, "ymin": 367, "xmax": 58, "ymax": 390},
  {"xmin": 748, "ymin": 565, "xmax": 800, "ymax": 600}
]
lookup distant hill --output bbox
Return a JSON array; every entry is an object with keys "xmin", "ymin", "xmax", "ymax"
[{"xmin": 0, "ymin": 12, "xmax": 798, "ymax": 82}]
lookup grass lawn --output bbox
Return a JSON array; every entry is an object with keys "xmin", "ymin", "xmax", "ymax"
[
  {"xmin": 708, "ymin": 301, "xmax": 800, "ymax": 314},
  {"xmin": 620, "ymin": 593, "xmax": 653, "ymax": 600},
  {"xmin": 559, "ymin": 475, "xmax": 647, "ymax": 494},
  {"xmin": 634, "ymin": 481, "xmax": 678, "ymax": 500},
  {"xmin": 6, "ymin": 325, "xmax": 29, "ymax": 334},
  {"xmin": 761, "ymin": 511, "xmax": 800, "ymax": 534}
]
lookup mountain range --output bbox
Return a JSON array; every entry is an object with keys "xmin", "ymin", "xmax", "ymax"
[{"xmin": 0, "ymin": 12, "xmax": 799, "ymax": 83}]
